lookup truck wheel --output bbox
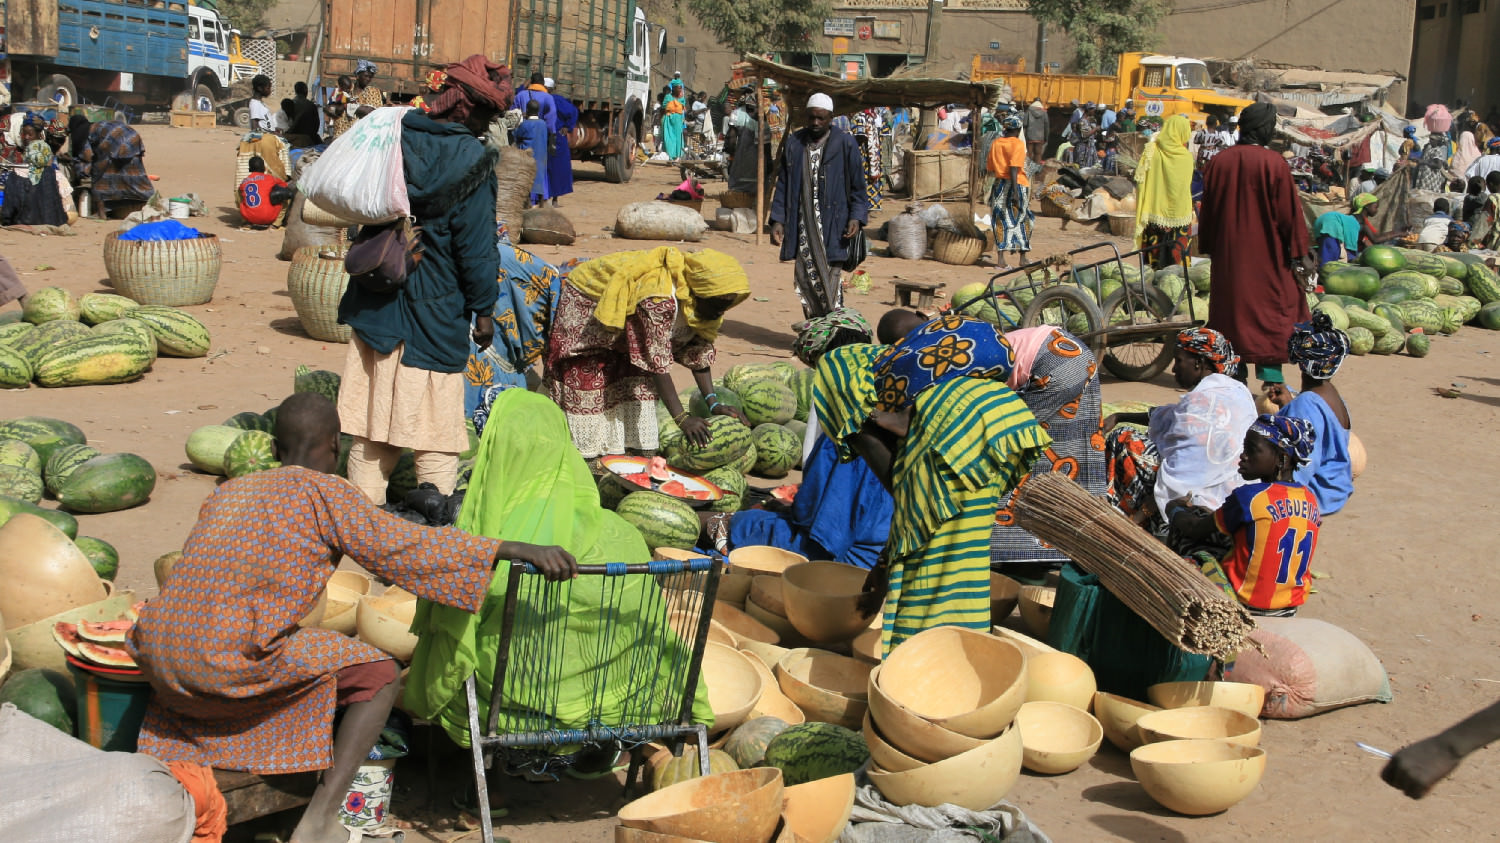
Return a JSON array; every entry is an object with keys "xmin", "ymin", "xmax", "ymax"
[
  {"xmin": 232, "ymin": 106, "xmax": 251, "ymax": 130},
  {"xmin": 37, "ymin": 74, "xmax": 78, "ymax": 110},
  {"xmin": 604, "ymin": 134, "xmax": 636, "ymax": 184},
  {"xmin": 195, "ymin": 84, "xmax": 215, "ymax": 112}
]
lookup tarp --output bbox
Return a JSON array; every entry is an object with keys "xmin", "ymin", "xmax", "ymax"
[{"xmin": 743, "ymin": 56, "xmax": 1000, "ymax": 116}]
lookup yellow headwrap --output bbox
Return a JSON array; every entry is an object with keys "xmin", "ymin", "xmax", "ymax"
[
  {"xmin": 1133, "ymin": 114, "xmax": 1195, "ymax": 246},
  {"xmin": 566, "ymin": 247, "xmax": 750, "ymax": 341}
]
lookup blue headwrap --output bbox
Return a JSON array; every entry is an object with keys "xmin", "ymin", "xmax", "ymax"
[
  {"xmin": 356, "ymin": 59, "xmax": 378, "ymax": 75},
  {"xmin": 872, "ymin": 314, "xmax": 1015, "ymax": 412},
  {"xmin": 1249, "ymin": 414, "xmax": 1316, "ymax": 467},
  {"xmin": 1287, "ymin": 311, "xmax": 1350, "ymax": 381}
]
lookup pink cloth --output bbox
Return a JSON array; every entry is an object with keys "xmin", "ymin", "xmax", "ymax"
[
  {"xmin": 1005, "ymin": 326, "xmax": 1056, "ymax": 390},
  {"xmin": 1451, "ymin": 131, "xmax": 1481, "ymax": 180},
  {"xmin": 1425, "ymin": 104, "xmax": 1452, "ymax": 134}
]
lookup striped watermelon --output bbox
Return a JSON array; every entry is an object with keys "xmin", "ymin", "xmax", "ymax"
[
  {"xmin": 10, "ymin": 320, "xmax": 91, "ymax": 370},
  {"xmin": 770, "ymin": 361, "xmax": 798, "ymax": 387},
  {"xmin": 1468, "ymin": 262, "xmax": 1500, "ymax": 304},
  {"xmin": 73, "ymin": 536, "xmax": 120, "ymax": 581},
  {"xmin": 690, "ymin": 385, "xmax": 742, "ymax": 418},
  {"xmin": 56, "ymin": 453, "xmax": 156, "ymax": 513},
  {"xmin": 0, "ymin": 494, "xmax": 79, "ymax": 537},
  {"xmin": 129, "ymin": 306, "xmax": 211, "ymax": 358},
  {"xmin": 783, "ymin": 419, "xmax": 808, "ymax": 440},
  {"xmin": 78, "ymin": 293, "xmax": 139, "ymax": 325},
  {"xmin": 92, "ymin": 318, "xmax": 160, "ymax": 361},
  {"xmin": 722, "ymin": 363, "xmax": 785, "ymax": 396},
  {"xmin": 45, "ymin": 444, "xmax": 103, "ymax": 495},
  {"xmin": 34, "ymin": 332, "xmax": 155, "ymax": 387},
  {"xmin": 666, "ymin": 415, "xmax": 753, "ymax": 472},
  {"xmin": 224, "ymin": 430, "xmax": 280, "ymax": 478},
  {"xmin": 1479, "ymin": 301, "xmax": 1500, "ymax": 330},
  {"xmin": 0, "ymin": 465, "xmax": 43, "ymax": 503},
  {"xmin": 1394, "ymin": 299, "xmax": 1444, "ymax": 334},
  {"xmin": 0, "ymin": 438, "xmax": 41, "ymax": 474},
  {"xmin": 615, "ymin": 491, "xmax": 700, "ymax": 550},
  {"xmin": 0, "ymin": 321, "xmax": 34, "ymax": 347},
  {"xmin": 0, "ymin": 344, "xmax": 31, "ymax": 388},
  {"xmin": 223, "ymin": 411, "xmax": 274, "ymax": 432},
  {"xmin": 21, "ymin": 286, "xmax": 80, "ymax": 324},
  {"xmin": 740, "ymin": 379, "xmax": 797, "ymax": 427},
  {"xmin": 791, "ymin": 368, "xmax": 814, "ymax": 422},
  {"xmin": 726, "ymin": 441, "xmax": 757, "ymax": 475},
  {"xmin": 655, "ymin": 401, "xmax": 684, "ymax": 450},
  {"xmin": 703, "ymin": 466, "xmax": 746, "ymax": 513},
  {"xmin": 761, "ymin": 722, "xmax": 870, "ymax": 786},
  {"xmin": 0, "ymin": 417, "xmax": 87, "ymax": 465},
  {"xmin": 294, "ymin": 365, "xmax": 341, "ymax": 402},
  {"xmin": 752, "ymin": 424, "xmax": 800, "ymax": 479},
  {"xmin": 185, "ymin": 425, "xmax": 245, "ymax": 475}
]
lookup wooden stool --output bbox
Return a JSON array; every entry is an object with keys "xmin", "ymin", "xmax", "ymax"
[
  {"xmin": 214, "ymin": 769, "xmax": 317, "ymax": 826},
  {"xmin": 893, "ymin": 279, "xmax": 944, "ymax": 309}
]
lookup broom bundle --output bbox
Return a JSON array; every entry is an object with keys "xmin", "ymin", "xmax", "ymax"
[{"xmin": 1012, "ymin": 472, "xmax": 1254, "ymax": 661}]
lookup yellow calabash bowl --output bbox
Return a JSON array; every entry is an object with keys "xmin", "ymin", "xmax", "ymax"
[
  {"xmin": 863, "ymin": 712, "xmax": 924, "ymax": 773},
  {"xmin": 1129, "ymin": 739, "xmax": 1267, "ymax": 815},
  {"xmin": 1014, "ymin": 700, "xmax": 1103, "ymax": 774},
  {"xmin": 781, "ymin": 561, "xmax": 870, "ymax": 644},
  {"xmin": 1017, "ymin": 586, "xmax": 1055, "ymax": 639},
  {"xmin": 781, "ymin": 772, "xmax": 856, "ymax": 843},
  {"xmin": 714, "ymin": 601, "xmax": 780, "ymax": 645},
  {"xmin": 775, "ymin": 647, "xmax": 871, "ymax": 729},
  {"xmin": 877, "ymin": 626, "xmax": 1026, "ymax": 739},
  {"xmin": 356, "ymin": 593, "xmax": 418, "ymax": 661},
  {"xmin": 1136, "ymin": 705, "xmax": 1262, "ymax": 748},
  {"xmin": 1147, "ymin": 681, "xmax": 1267, "ymax": 719},
  {"xmin": 866, "ymin": 665, "xmax": 986, "ymax": 763},
  {"xmin": 866, "ymin": 723, "xmax": 1023, "ymax": 810},
  {"xmin": 617, "ymin": 768, "xmax": 784, "ymax": 843},
  {"xmin": 1093, "ymin": 691, "xmax": 1161, "ymax": 753},
  {"xmin": 1025, "ymin": 651, "xmax": 1096, "ymax": 711},
  {"xmin": 728, "ymin": 546, "xmax": 809, "ymax": 578},
  {"xmin": 990, "ymin": 572, "xmax": 1023, "ymax": 624},
  {"xmin": 750, "ymin": 575, "xmax": 787, "ymax": 617},
  {"xmin": 702, "ymin": 642, "xmax": 765, "ymax": 733}
]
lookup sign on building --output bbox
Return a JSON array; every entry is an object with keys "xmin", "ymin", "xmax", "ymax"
[{"xmin": 824, "ymin": 18, "xmax": 857, "ymax": 36}]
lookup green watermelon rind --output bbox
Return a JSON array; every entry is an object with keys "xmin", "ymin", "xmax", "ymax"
[
  {"xmin": 0, "ymin": 493, "xmax": 79, "ymax": 537},
  {"xmin": 668, "ymin": 416, "xmax": 753, "ymax": 473},
  {"xmin": 128, "ymin": 306, "xmax": 211, "ymax": 358},
  {"xmin": 740, "ymin": 379, "xmax": 798, "ymax": 427},
  {"xmin": 77, "ymin": 293, "xmax": 140, "ymax": 325},
  {"xmin": 293, "ymin": 365, "xmax": 342, "ymax": 403},
  {"xmin": 0, "ymin": 417, "xmax": 87, "ymax": 465},
  {"xmin": 56, "ymin": 452, "xmax": 157, "ymax": 514},
  {"xmin": 185, "ymin": 425, "xmax": 245, "ymax": 475},
  {"xmin": 0, "ymin": 464, "xmax": 43, "ymax": 503},
  {"xmin": 1360, "ymin": 245, "xmax": 1408, "ymax": 276},
  {"xmin": 1405, "ymin": 333, "xmax": 1432, "ymax": 358},
  {"xmin": 44, "ymin": 443, "xmax": 103, "ymax": 496},
  {"xmin": 21, "ymin": 287, "xmax": 81, "ymax": 325},
  {"xmin": 760, "ymin": 722, "xmax": 871, "ymax": 786},
  {"xmin": 0, "ymin": 438, "xmax": 42, "ymax": 474},
  {"xmin": 751, "ymin": 424, "xmax": 800, "ymax": 479},
  {"xmin": 1479, "ymin": 301, "xmax": 1500, "ymax": 330},
  {"xmin": 1345, "ymin": 326, "xmax": 1374, "ymax": 355},
  {"xmin": 0, "ymin": 668, "xmax": 76, "ymax": 733},
  {"xmin": 223, "ymin": 430, "xmax": 280, "ymax": 478},
  {"xmin": 73, "ymin": 536, "xmax": 120, "ymax": 581},
  {"xmin": 615, "ymin": 491, "xmax": 700, "ymax": 551}
]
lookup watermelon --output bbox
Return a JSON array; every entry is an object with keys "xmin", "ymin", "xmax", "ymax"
[
  {"xmin": 652, "ymin": 748, "xmax": 738, "ymax": 792},
  {"xmin": 1345, "ymin": 307, "xmax": 1389, "ymax": 338},
  {"xmin": 1369, "ymin": 285, "xmax": 1413, "ymax": 305},
  {"xmin": 656, "ymin": 401, "xmax": 684, "ymax": 449},
  {"xmin": 56, "ymin": 452, "xmax": 156, "ymax": 513},
  {"xmin": 0, "ymin": 321, "xmax": 34, "ymax": 347},
  {"xmin": 78, "ymin": 293, "xmax": 139, "ymax": 325},
  {"xmin": 752, "ymin": 424, "xmax": 800, "ymax": 479},
  {"xmin": 128, "ymin": 306, "xmax": 211, "ymax": 357},
  {"xmin": 185, "ymin": 425, "xmax": 244, "ymax": 475},
  {"xmin": 770, "ymin": 484, "xmax": 798, "ymax": 506},
  {"xmin": 689, "ymin": 385, "xmax": 742, "ymax": 418},
  {"xmin": 722, "ymin": 363, "xmax": 786, "ymax": 396},
  {"xmin": 386, "ymin": 449, "xmax": 417, "ymax": 502},
  {"xmin": 1405, "ymin": 333, "xmax": 1431, "ymax": 357},
  {"xmin": 92, "ymin": 318, "xmax": 160, "ymax": 363},
  {"xmin": 783, "ymin": 419, "xmax": 808, "ymax": 441},
  {"xmin": 1438, "ymin": 307, "xmax": 1464, "ymax": 335},
  {"xmin": 0, "ymin": 465, "xmax": 43, "ymax": 502},
  {"xmin": 21, "ymin": 286, "xmax": 80, "ymax": 324},
  {"xmin": 34, "ymin": 332, "xmax": 155, "ymax": 387},
  {"xmin": 1371, "ymin": 303, "xmax": 1406, "ymax": 334},
  {"xmin": 952, "ymin": 281, "xmax": 994, "ymax": 316},
  {"xmin": 1361, "ymin": 245, "xmax": 1407, "ymax": 275},
  {"xmin": 453, "ymin": 456, "xmax": 474, "ymax": 492},
  {"xmin": 1346, "ymin": 326, "xmax": 1374, "ymax": 355},
  {"xmin": 51, "ymin": 622, "xmax": 86, "ymax": 659},
  {"xmin": 0, "ymin": 344, "xmax": 30, "ymax": 388},
  {"xmin": 760, "ymin": 722, "xmax": 870, "ymax": 786},
  {"xmin": 74, "ymin": 536, "xmax": 120, "ymax": 581},
  {"xmin": 648, "ymin": 456, "xmax": 672, "ymax": 482},
  {"xmin": 293, "ymin": 365, "xmax": 341, "ymax": 402},
  {"xmin": 1394, "ymin": 300, "xmax": 1444, "ymax": 334},
  {"xmin": 77, "ymin": 619, "xmax": 133, "ymax": 644},
  {"xmin": 1467, "ymin": 262, "xmax": 1500, "ymax": 304},
  {"xmin": 1154, "ymin": 271, "xmax": 1188, "ymax": 306},
  {"xmin": 615, "ymin": 491, "xmax": 700, "ymax": 551},
  {"xmin": 0, "ymin": 416, "xmax": 86, "ymax": 464},
  {"xmin": 726, "ymin": 441, "xmax": 757, "ymax": 475},
  {"xmin": 596, "ymin": 473, "xmax": 630, "ymax": 510},
  {"xmin": 0, "ymin": 494, "xmax": 79, "ymax": 537},
  {"xmin": 769, "ymin": 361, "xmax": 797, "ymax": 387},
  {"xmin": 1371, "ymin": 330, "xmax": 1405, "ymax": 355},
  {"xmin": 10, "ymin": 320, "xmax": 91, "ymax": 369},
  {"xmin": 1312, "ymin": 301, "xmax": 1349, "ymax": 332},
  {"xmin": 1382, "ymin": 270, "xmax": 1440, "ymax": 299},
  {"xmin": 45, "ymin": 444, "xmax": 102, "ymax": 496},
  {"xmin": 1186, "ymin": 259, "xmax": 1212, "ymax": 291},
  {"xmin": 740, "ymin": 379, "xmax": 798, "ymax": 427},
  {"xmin": 0, "ymin": 438, "xmax": 41, "ymax": 474},
  {"xmin": 0, "ymin": 668, "xmax": 76, "ymax": 733},
  {"xmin": 1479, "ymin": 301, "xmax": 1500, "ymax": 330},
  {"xmin": 1399, "ymin": 249, "xmax": 1450, "ymax": 278},
  {"xmin": 224, "ymin": 430, "xmax": 280, "ymax": 478},
  {"xmin": 1439, "ymin": 253, "xmax": 1469, "ymax": 279},
  {"xmin": 153, "ymin": 551, "xmax": 182, "ymax": 587},
  {"xmin": 1436, "ymin": 274, "xmax": 1465, "ymax": 297},
  {"xmin": 222, "ymin": 411, "xmax": 274, "ymax": 432},
  {"xmin": 668, "ymin": 415, "xmax": 753, "ymax": 472},
  {"xmin": 703, "ymin": 466, "xmax": 746, "ymax": 513},
  {"xmin": 790, "ymin": 369, "xmax": 814, "ymax": 422},
  {"xmin": 724, "ymin": 716, "xmax": 792, "ymax": 769},
  {"xmin": 77, "ymin": 640, "xmax": 136, "ymax": 668},
  {"xmin": 1321, "ymin": 266, "xmax": 1379, "ymax": 300}
]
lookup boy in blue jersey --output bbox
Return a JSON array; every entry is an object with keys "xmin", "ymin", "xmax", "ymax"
[{"xmin": 1168, "ymin": 414, "xmax": 1320, "ymax": 615}]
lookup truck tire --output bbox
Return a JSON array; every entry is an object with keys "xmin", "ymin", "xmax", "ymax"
[
  {"xmin": 37, "ymin": 74, "xmax": 78, "ymax": 110},
  {"xmin": 195, "ymin": 83, "xmax": 215, "ymax": 112},
  {"xmin": 603, "ymin": 140, "xmax": 635, "ymax": 184},
  {"xmin": 232, "ymin": 106, "xmax": 251, "ymax": 130}
]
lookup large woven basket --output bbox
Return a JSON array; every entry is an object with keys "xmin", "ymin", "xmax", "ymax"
[
  {"xmin": 1106, "ymin": 212, "xmax": 1136, "ymax": 237},
  {"xmin": 102, "ymin": 233, "xmax": 221, "ymax": 306},
  {"xmin": 716, "ymin": 190, "xmax": 755, "ymax": 209},
  {"xmin": 495, "ymin": 147, "xmax": 534, "ymax": 231},
  {"xmin": 932, "ymin": 230, "xmax": 986, "ymax": 266},
  {"xmin": 287, "ymin": 244, "xmax": 352, "ymax": 343}
]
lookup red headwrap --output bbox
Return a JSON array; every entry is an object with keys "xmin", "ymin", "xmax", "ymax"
[{"xmin": 428, "ymin": 54, "xmax": 513, "ymax": 123}]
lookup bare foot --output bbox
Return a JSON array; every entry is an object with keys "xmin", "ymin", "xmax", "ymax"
[{"xmin": 870, "ymin": 408, "xmax": 912, "ymax": 437}]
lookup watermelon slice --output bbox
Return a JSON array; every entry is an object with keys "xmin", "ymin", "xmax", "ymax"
[
  {"xmin": 770, "ymin": 484, "xmax": 799, "ymax": 505},
  {"xmin": 52, "ymin": 622, "xmax": 86, "ymax": 658},
  {"xmin": 77, "ymin": 640, "xmax": 137, "ymax": 669},
  {"xmin": 124, "ymin": 601, "xmax": 147, "ymax": 623},
  {"xmin": 648, "ymin": 456, "xmax": 672, "ymax": 482},
  {"xmin": 686, "ymin": 489, "xmax": 712, "ymax": 501},
  {"xmin": 659, "ymin": 479, "xmax": 689, "ymax": 497},
  {"xmin": 77, "ymin": 619, "xmax": 133, "ymax": 644},
  {"xmin": 624, "ymin": 472, "xmax": 653, "ymax": 487}
]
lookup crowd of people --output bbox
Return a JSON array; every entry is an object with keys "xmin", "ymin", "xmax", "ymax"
[{"xmin": 0, "ymin": 107, "xmax": 153, "ymax": 225}]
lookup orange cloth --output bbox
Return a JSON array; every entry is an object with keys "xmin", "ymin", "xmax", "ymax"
[
  {"xmin": 987, "ymin": 135, "xmax": 1029, "ymax": 187},
  {"xmin": 166, "ymin": 761, "xmax": 228, "ymax": 843}
]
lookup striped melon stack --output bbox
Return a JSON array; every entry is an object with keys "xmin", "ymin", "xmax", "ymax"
[
  {"xmin": 0, "ymin": 287, "xmax": 211, "ymax": 389},
  {"xmin": 0, "ymin": 416, "xmax": 156, "ymax": 514}
]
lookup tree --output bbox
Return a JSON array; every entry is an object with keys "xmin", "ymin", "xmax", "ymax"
[
  {"xmin": 213, "ymin": 0, "xmax": 277, "ymax": 33},
  {"xmin": 683, "ymin": 0, "xmax": 832, "ymax": 56},
  {"xmin": 1027, "ymin": 0, "xmax": 1168, "ymax": 75}
]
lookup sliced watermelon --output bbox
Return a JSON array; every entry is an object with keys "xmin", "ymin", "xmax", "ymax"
[
  {"xmin": 125, "ymin": 601, "xmax": 147, "ymax": 623},
  {"xmin": 625, "ymin": 472, "xmax": 653, "ymax": 487},
  {"xmin": 77, "ymin": 619, "xmax": 133, "ymax": 644},
  {"xmin": 52, "ymin": 622, "xmax": 86, "ymax": 658},
  {"xmin": 659, "ymin": 479, "xmax": 689, "ymax": 497},
  {"xmin": 648, "ymin": 456, "xmax": 672, "ymax": 482},
  {"xmin": 770, "ymin": 484, "xmax": 799, "ymax": 505},
  {"xmin": 686, "ymin": 489, "xmax": 712, "ymax": 501},
  {"xmin": 77, "ymin": 640, "xmax": 137, "ymax": 668}
]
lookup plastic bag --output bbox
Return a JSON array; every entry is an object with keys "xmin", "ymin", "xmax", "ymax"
[
  {"xmin": 298, "ymin": 106, "xmax": 411, "ymax": 226},
  {"xmin": 116, "ymin": 220, "xmax": 201, "ymax": 241}
]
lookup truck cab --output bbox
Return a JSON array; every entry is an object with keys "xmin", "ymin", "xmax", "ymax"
[
  {"xmin": 187, "ymin": 4, "xmax": 261, "ymax": 107},
  {"xmin": 1119, "ymin": 53, "xmax": 1252, "ymax": 123}
]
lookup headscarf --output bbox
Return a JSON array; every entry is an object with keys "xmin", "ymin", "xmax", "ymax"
[
  {"xmin": 1488, "ymin": 136, "xmax": 1500, "ymax": 152},
  {"xmin": 424, "ymin": 69, "xmax": 448, "ymax": 92},
  {"xmin": 565, "ymin": 246, "xmax": 749, "ymax": 341},
  {"xmin": 1002, "ymin": 326, "xmax": 1057, "ymax": 390},
  {"xmin": 1177, "ymin": 327, "xmax": 1239, "ymax": 375},
  {"xmin": 1133, "ymin": 113, "xmax": 1194, "ymax": 244},
  {"xmin": 1350, "ymin": 192, "xmax": 1379, "ymax": 215},
  {"xmin": 24, "ymin": 140, "xmax": 52, "ymax": 185},
  {"xmin": 1001, "ymin": 114, "xmax": 1022, "ymax": 131},
  {"xmin": 1237, "ymin": 102, "xmax": 1277, "ymax": 146},
  {"xmin": 793, "ymin": 307, "xmax": 873, "ymax": 366},
  {"xmin": 1425, "ymin": 103, "xmax": 1453, "ymax": 134},
  {"xmin": 355, "ymin": 59, "xmax": 378, "ymax": 76},
  {"xmin": 1286, "ymin": 311, "xmax": 1350, "ymax": 381},
  {"xmin": 1448, "ymin": 219, "xmax": 1472, "ymax": 246},
  {"xmin": 1312, "ymin": 212, "xmax": 1360, "ymax": 253},
  {"xmin": 1451, "ymin": 130, "xmax": 1481, "ymax": 179},
  {"xmin": 427, "ymin": 54, "xmax": 514, "ymax": 124},
  {"xmin": 872, "ymin": 314, "xmax": 1015, "ymax": 412},
  {"xmin": 1249, "ymin": 414, "xmax": 1316, "ymax": 468}
]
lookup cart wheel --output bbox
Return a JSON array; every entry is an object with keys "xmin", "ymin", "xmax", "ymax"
[
  {"xmin": 1100, "ymin": 285, "xmax": 1176, "ymax": 381},
  {"xmin": 1022, "ymin": 285, "xmax": 1105, "ymax": 359}
]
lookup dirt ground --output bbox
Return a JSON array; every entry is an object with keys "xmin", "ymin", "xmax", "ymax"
[{"xmin": 6, "ymin": 124, "xmax": 1499, "ymax": 842}]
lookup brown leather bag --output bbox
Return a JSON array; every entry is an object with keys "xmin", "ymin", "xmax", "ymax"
[{"xmin": 345, "ymin": 217, "xmax": 423, "ymax": 294}]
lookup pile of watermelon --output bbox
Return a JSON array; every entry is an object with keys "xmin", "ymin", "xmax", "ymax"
[
  {"xmin": 648, "ymin": 717, "xmax": 870, "ymax": 793},
  {"xmin": 952, "ymin": 259, "xmax": 1213, "ymax": 334},
  {"xmin": 0, "ymin": 287, "xmax": 212, "ymax": 389},
  {"xmin": 51, "ymin": 602, "xmax": 144, "ymax": 670},
  {"xmin": 0, "ymin": 416, "xmax": 156, "ymax": 516},
  {"xmin": 1316, "ymin": 246, "xmax": 1500, "ymax": 356}
]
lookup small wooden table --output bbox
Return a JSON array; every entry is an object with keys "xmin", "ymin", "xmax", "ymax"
[
  {"xmin": 893, "ymin": 278, "xmax": 945, "ymax": 309},
  {"xmin": 214, "ymin": 769, "xmax": 318, "ymax": 826}
]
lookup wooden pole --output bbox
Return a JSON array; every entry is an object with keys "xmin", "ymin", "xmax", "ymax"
[
  {"xmin": 756, "ymin": 79, "xmax": 765, "ymax": 246},
  {"xmin": 968, "ymin": 90, "xmax": 982, "ymax": 217}
]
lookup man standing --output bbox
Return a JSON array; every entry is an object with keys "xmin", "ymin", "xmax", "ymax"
[
  {"xmin": 1023, "ymin": 100, "xmax": 1049, "ymax": 162},
  {"xmin": 770, "ymin": 92, "xmax": 869, "ymax": 321},
  {"xmin": 1199, "ymin": 102, "xmax": 1313, "ymax": 392},
  {"xmin": 512, "ymin": 72, "xmax": 556, "ymax": 134},
  {"xmin": 546, "ymin": 78, "xmax": 577, "ymax": 207},
  {"xmin": 287, "ymin": 81, "xmax": 322, "ymax": 147}
]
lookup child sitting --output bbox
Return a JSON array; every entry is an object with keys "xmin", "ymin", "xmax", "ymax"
[
  {"xmin": 236, "ymin": 156, "xmax": 292, "ymax": 228},
  {"xmin": 1168, "ymin": 414, "xmax": 1321, "ymax": 616}
]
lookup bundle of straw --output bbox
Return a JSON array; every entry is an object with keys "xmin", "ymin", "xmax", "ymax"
[{"xmin": 1012, "ymin": 472, "xmax": 1254, "ymax": 660}]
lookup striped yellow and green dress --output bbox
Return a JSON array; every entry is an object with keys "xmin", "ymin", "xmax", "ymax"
[{"xmin": 813, "ymin": 344, "xmax": 1051, "ymax": 656}]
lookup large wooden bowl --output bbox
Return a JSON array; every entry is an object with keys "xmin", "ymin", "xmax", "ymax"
[
  {"xmin": 719, "ymin": 570, "xmax": 754, "ymax": 605},
  {"xmin": 782, "ymin": 772, "xmax": 856, "ymax": 843},
  {"xmin": 1018, "ymin": 585, "xmax": 1055, "ymax": 639},
  {"xmin": 1136, "ymin": 706, "xmax": 1262, "ymax": 748},
  {"xmin": 615, "ymin": 825, "xmax": 712, "ymax": 842},
  {"xmin": 0, "ymin": 514, "xmax": 109, "ymax": 630},
  {"xmin": 745, "ymin": 596, "xmax": 804, "ymax": 646},
  {"xmin": 328, "ymin": 570, "xmax": 373, "ymax": 598},
  {"xmin": 750, "ymin": 576, "xmax": 787, "ymax": 616},
  {"xmin": 866, "ymin": 723, "xmax": 1023, "ymax": 810},
  {"xmin": 738, "ymin": 638, "xmax": 791, "ymax": 672},
  {"xmin": 1130, "ymin": 739, "xmax": 1266, "ymax": 815},
  {"xmin": 775, "ymin": 648, "xmax": 870, "ymax": 729},
  {"xmin": 781, "ymin": 561, "xmax": 869, "ymax": 644},
  {"xmin": 1148, "ymin": 681, "xmax": 1267, "ymax": 719},
  {"xmin": 878, "ymin": 626, "xmax": 1026, "ymax": 738},
  {"xmin": 319, "ymin": 592, "xmax": 359, "ymax": 635},
  {"xmin": 1025, "ymin": 651, "xmax": 1096, "ymax": 711},
  {"xmin": 729, "ymin": 547, "xmax": 808, "ymax": 578},
  {"xmin": 1094, "ymin": 691, "xmax": 1161, "ymax": 753},
  {"xmin": 851, "ymin": 626, "xmax": 881, "ymax": 664},
  {"xmin": 748, "ymin": 682, "xmax": 807, "ymax": 725},
  {"xmin": 862, "ymin": 712, "xmax": 923, "ymax": 773},
  {"xmin": 703, "ymin": 642, "xmax": 765, "ymax": 733},
  {"xmin": 617, "ymin": 768, "xmax": 784, "ymax": 842},
  {"xmin": 1014, "ymin": 700, "xmax": 1103, "ymax": 774},
  {"xmin": 866, "ymin": 665, "xmax": 986, "ymax": 763},
  {"xmin": 356, "ymin": 593, "xmax": 419, "ymax": 661},
  {"xmin": 990, "ymin": 572, "xmax": 1023, "ymax": 624},
  {"xmin": 713, "ymin": 602, "xmax": 780, "ymax": 645},
  {"xmin": 6, "ymin": 589, "xmax": 136, "ymax": 673}
]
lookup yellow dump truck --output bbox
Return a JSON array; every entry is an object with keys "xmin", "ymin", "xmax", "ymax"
[{"xmin": 971, "ymin": 52, "xmax": 1252, "ymax": 123}]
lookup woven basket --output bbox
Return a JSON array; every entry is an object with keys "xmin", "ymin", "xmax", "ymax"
[
  {"xmin": 495, "ymin": 147, "xmax": 535, "ymax": 231},
  {"xmin": 717, "ymin": 190, "xmax": 755, "ymax": 209},
  {"xmin": 1106, "ymin": 212, "xmax": 1136, "ymax": 237},
  {"xmin": 287, "ymin": 245, "xmax": 352, "ymax": 343},
  {"xmin": 302, "ymin": 197, "xmax": 356, "ymax": 228},
  {"xmin": 102, "ymin": 233, "xmax": 221, "ymax": 306},
  {"xmin": 235, "ymin": 143, "xmax": 292, "ymax": 202},
  {"xmin": 932, "ymin": 230, "xmax": 986, "ymax": 266}
]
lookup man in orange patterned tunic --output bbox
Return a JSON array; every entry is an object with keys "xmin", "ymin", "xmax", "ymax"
[{"xmin": 129, "ymin": 393, "xmax": 576, "ymax": 843}]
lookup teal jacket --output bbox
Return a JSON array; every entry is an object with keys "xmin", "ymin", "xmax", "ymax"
[{"xmin": 339, "ymin": 111, "xmax": 500, "ymax": 373}]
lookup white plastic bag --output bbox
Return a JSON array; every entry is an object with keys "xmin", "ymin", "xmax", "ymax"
[{"xmin": 298, "ymin": 106, "xmax": 412, "ymax": 225}]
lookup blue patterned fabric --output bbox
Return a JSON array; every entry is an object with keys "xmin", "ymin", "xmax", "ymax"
[
  {"xmin": 872, "ymin": 314, "xmax": 1015, "ymax": 412},
  {"xmin": 464, "ymin": 237, "xmax": 566, "ymax": 415}
]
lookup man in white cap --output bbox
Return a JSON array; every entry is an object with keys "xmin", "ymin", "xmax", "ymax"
[{"xmin": 770, "ymin": 92, "xmax": 869, "ymax": 321}]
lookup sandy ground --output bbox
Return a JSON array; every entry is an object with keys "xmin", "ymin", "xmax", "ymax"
[{"xmin": 5, "ymin": 124, "xmax": 1499, "ymax": 842}]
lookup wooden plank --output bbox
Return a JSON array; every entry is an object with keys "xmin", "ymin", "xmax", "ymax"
[
  {"xmin": 214, "ymin": 769, "xmax": 318, "ymax": 827},
  {"xmin": 7, "ymin": 0, "xmax": 60, "ymax": 56}
]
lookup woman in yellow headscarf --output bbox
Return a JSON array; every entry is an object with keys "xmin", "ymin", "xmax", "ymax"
[
  {"xmin": 541, "ymin": 246, "xmax": 750, "ymax": 461},
  {"xmin": 1134, "ymin": 114, "xmax": 1195, "ymax": 269}
]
